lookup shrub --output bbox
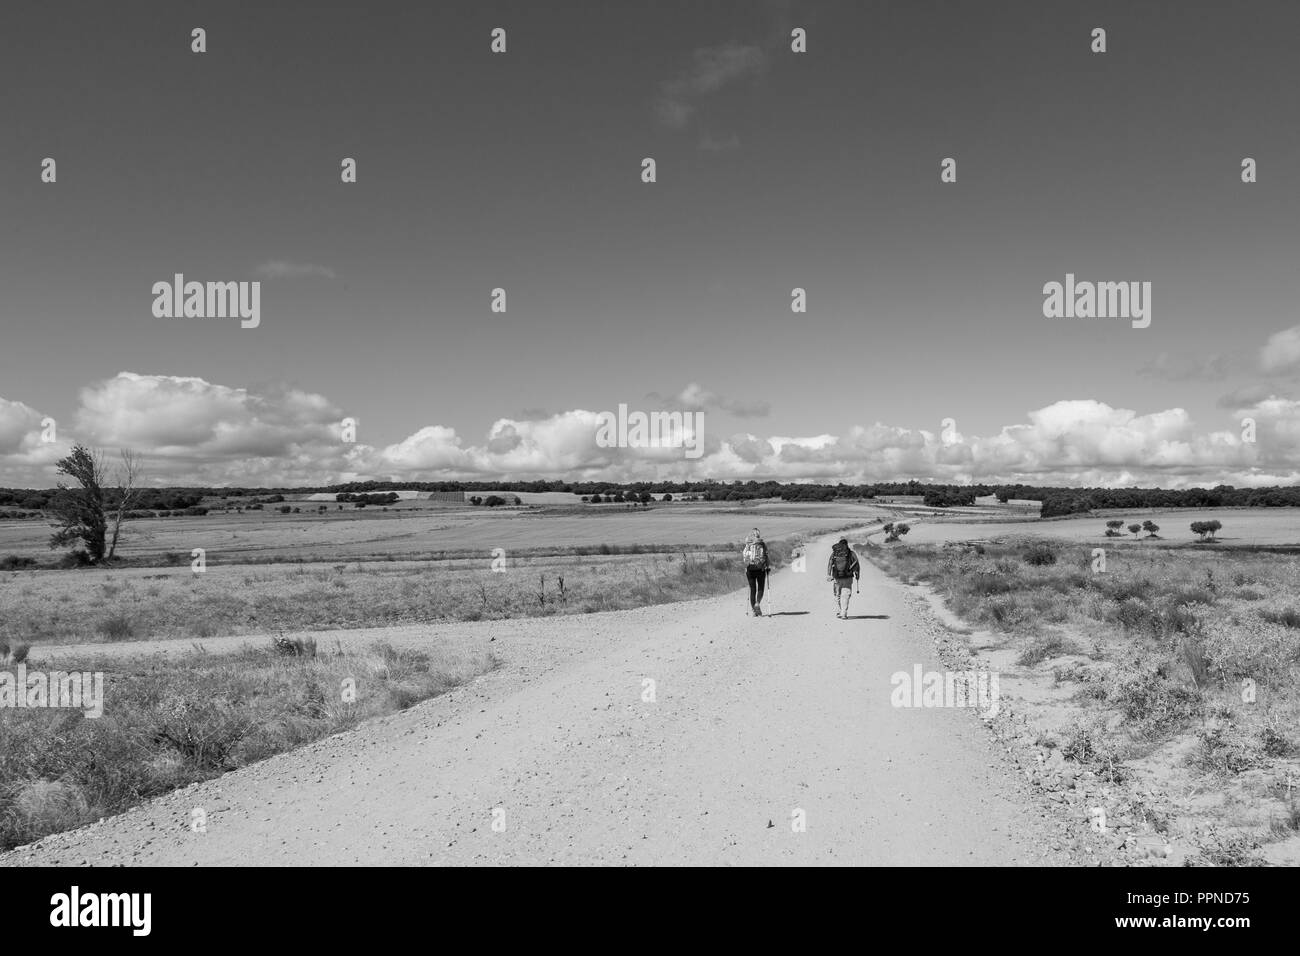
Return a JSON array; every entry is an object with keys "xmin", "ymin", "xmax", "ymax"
[
  {"xmin": 1017, "ymin": 633, "xmax": 1076, "ymax": 665},
  {"xmin": 1115, "ymin": 597, "xmax": 1159, "ymax": 634},
  {"xmin": 98, "ymin": 614, "xmax": 135, "ymax": 642},
  {"xmin": 1259, "ymin": 607, "xmax": 1300, "ymax": 629},
  {"xmin": 1022, "ymin": 542, "xmax": 1057, "ymax": 566}
]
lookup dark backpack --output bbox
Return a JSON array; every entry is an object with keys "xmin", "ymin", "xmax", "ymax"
[{"xmin": 832, "ymin": 546, "xmax": 853, "ymax": 577}]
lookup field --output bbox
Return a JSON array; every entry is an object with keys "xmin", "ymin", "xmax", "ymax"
[
  {"xmin": 0, "ymin": 500, "xmax": 885, "ymax": 565},
  {"xmin": 906, "ymin": 507, "xmax": 1300, "ymax": 548},
  {"xmin": 0, "ymin": 639, "xmax": 497, "ymax": 850},
  {"xmin": 0, "ymin": 546, "xmax": 797, "ymax": 649},
  {"xmin": 869, "ymin": 534, "xmax": 1300, "ymax": 864}
]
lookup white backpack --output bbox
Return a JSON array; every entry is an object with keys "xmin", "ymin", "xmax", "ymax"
[{"xmin": 743, "ymin": 541, "xmax": 764, "ymax": 566}]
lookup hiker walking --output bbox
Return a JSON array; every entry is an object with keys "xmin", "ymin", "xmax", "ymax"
[
  {"xmin": 742, "ymin": 528, "xmax": 770, "ymax": 617},
  {"xmin": 827, "ymin": 537, "xmax": 860, "ymax": 618}
]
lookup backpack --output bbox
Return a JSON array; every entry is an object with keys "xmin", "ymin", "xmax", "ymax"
[
  {"xmin": 831, "ymin": 544, "xmax": 853, "ymax": 577},
  {"xmin": 743, "ymin": 541, "xmax": 765, "ymax": 567}
]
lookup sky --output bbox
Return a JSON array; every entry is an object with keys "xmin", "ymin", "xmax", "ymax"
[{"xmin": 2, "ymin": 0, "xmax": 1299, "ymax": 488}]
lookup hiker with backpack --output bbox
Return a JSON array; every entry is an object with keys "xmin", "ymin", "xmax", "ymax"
[
  {"xmin": 827, "ymin": 537, "xmax": 860, "ymax": 618},
  {"xmin": 742, "ymin": 528, "xmax": 770, "ymax": 616}
]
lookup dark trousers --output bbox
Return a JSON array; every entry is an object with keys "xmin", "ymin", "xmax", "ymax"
[{"xmin": 746, "ymin": 566, "xmax": 766, "ymax": 606}]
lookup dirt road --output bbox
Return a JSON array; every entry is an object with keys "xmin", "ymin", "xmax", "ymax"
[{"xmin": 3, "ymin": 530, "xmax": 1078, "ymax": 866}]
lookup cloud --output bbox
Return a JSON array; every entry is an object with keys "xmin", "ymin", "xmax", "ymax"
[
  {"xmin": 647, "ymin": 382, "xmax": 770, "ymax": 419},
  {"xmin": 0, "ymin": 378, "xmax": 1293, "ymax": 489},
  {"xmin": 1137, "ymin": 351, "xmax": 1227, "ymax": 382},
  {"xmin": 655, "ymin": 43, "xmax": 766, "ymax": 130},
  {"xmin": 0, "ymin": 398, "xmax": 72, "ymax": 482},
  {"xmin": 1261, "ymin": 325, "xmax": 1300, "ymax": 375},
  {"xmin": 1217, "ymin": 384, "xmax": 1289, "ymax": 410},
  {"xmin": 253, "ymin": 261, "xmax": 337, "ymax": 280}
]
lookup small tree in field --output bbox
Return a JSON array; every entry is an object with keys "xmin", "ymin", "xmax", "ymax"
[
  {"xmin": 884, "ymin": 522, "xmax": 910, "ymax": 543},
  {"xmin": 1127, "ymin": 523, "xmax": 1142, "ymax": 536},
  {"xmin": 1105, "ymin": 519, "xmax": 1125, "ymax": 537},
  {"xmin": 1142, "ymin": 520, "xmax": 1159, "ymax": 538},
  {"xmin": 1191, "ymin": 520, "xmax": 1221, "ymax": 541},
  {"xmin": 47, "ymin": 446, "xmax": 145, "ymax": 564},
  {"xmin": 48, "ymin": 445, "xmax": 108, "ymax": 563}
]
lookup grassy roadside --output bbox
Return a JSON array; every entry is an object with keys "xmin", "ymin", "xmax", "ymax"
[
  {"xmin": 0, "ymin": 639, "xmax": 497, "ymax": 851},
  {"xmin": 0, "ymin": 540, "xmax": 796, "ymax": 649},
  {"xmin": 867, "ymin": 536, "xmax": 1300, "ymax": 865}
]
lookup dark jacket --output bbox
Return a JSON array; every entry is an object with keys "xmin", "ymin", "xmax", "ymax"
[{"xmin": 828, "ymin": 544, "xmax": 860, "ymax": 580}]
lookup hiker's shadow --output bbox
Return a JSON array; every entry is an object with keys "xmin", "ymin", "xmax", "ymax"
[
  {"xmin": 765, "ymin": 611, "xmax": 810, "ymax": 617},
  {"xmin": 843, "ymin": 614, "xmax": 889, "ymax": 620}
]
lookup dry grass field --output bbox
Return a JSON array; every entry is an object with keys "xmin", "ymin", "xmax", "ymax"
[
  {"xmin": 0, "ymin": 546, "xmax": 794, "ymax": 648},
  {"xmin": 908, "ymin": 508, "xmax": 1300, "ymax": 548},
  {"xmin": 869, "ymin": 533, "xmax": 1300, "ymax": 864},
  {"xmin": 0, "ymin": 500, "xmax": 885, "ymax": 564},
  {"xmin": 0, "ymin": 639, "xmax": 497, "ymax": 851}
]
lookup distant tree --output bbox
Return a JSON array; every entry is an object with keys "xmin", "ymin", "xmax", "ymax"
[
  {"xmin": 484, "ymin": 495, "xmax": 506, "ymax": 507},
  {"xmin": 1105, "ymin": 519, "xmax": 1125, "ymax": 537},
  {"xmin": 512, "ymin": 496, "xmax": 522, "ymax": 506},
  {"xmin": 639, "ymin": 492, "xmax": 652, "ymax": 504},
  {"xmin": 1127, "ymin": 523, "xmax": 1142, "ymax": 536},
  {"xmin": 884, "ymin": 522, "xmax": 911, "ymax": 543},
  {"xmin": 279, "ymin": 505, "xmax": 292, "ymax": 514},
  {"xmin": 662, "ymin": 493, "xmax": 673, "ymax": 502},
  {"xmin": 1141, "ymin": 520, "xmax": 1160, "ymax": 538},
  {"xmin": 470, "ymin": 496, "xmax": 483, "ymax": 506}
]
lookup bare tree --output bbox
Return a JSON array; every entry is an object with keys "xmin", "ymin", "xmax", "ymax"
[{"xmin": 106, "ymin": 449, "xmax": 144, "ymax": 561}]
